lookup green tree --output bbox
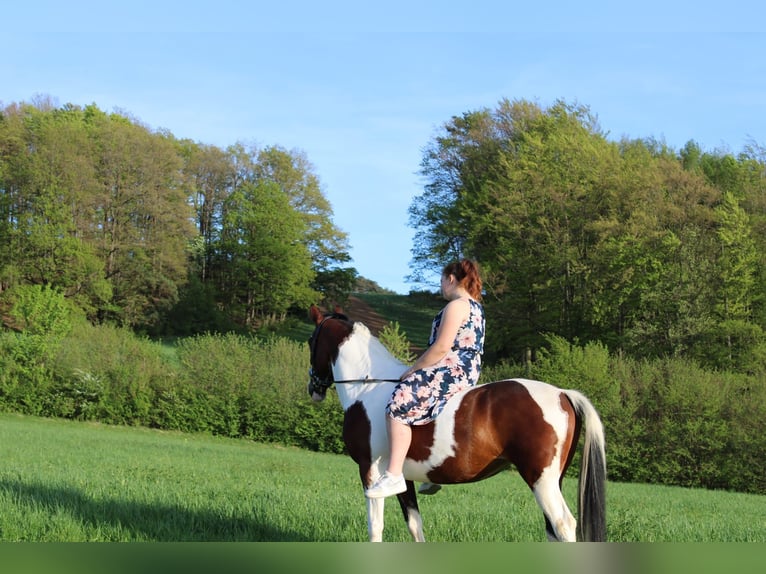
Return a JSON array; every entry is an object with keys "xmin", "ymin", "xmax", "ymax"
[
  {"xmin": 217, "ymin": 181, "xmax": 317, "ymax": 325},
  {"xmin": 410, "ymin": 98, "xmax": 753, "ymax": 365},
  {"xmin": 84, "ymin": 106, "xmax": 195, "ymax": 326},
  {"xmin": 413, "ymin": 99, "xmax": 616, "ymax": 359},
  {"xmin": 0, "ymin": 102, "xmax": 112, "ymax": 315},
  {"xmin": 410, "ymin": 108, "xmax": 499, "ymax": 282},
  {"xmin": 179, "ymin": 140, "xmax": 235, "ymax": 282},
  {"xmin": 690, "ymin": 191, "xmax": 763, "ymax": 371},
  {"xmin": 251, "ymin": 145, "xmax": 353, "ymax": 301}
]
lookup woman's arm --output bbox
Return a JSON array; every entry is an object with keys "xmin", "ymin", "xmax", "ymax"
[{"xmin": 400, "ymin": 298, "xmax": 470, "ymax": 380}]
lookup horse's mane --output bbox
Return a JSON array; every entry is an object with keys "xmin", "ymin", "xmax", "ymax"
[{"xmin": 343, "ymin": 321, "xmax": 407, "ymax": 378}]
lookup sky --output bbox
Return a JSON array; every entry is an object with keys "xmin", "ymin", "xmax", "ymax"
[{"xmin": 2, "ymin": 1, "xmax": 765, "ymax": 293}]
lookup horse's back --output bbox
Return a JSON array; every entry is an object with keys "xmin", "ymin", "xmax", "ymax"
[{"xmin": 462, "ymin": 378, "xmax": 572, "ymax": 429}]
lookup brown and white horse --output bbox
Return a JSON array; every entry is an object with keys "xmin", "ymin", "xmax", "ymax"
[{"xmin": 307, "ymin": 305, "xmax": 606, "ymax": 542}]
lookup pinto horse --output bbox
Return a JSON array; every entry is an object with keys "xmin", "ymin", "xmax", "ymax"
[{"xmin": 307, "ymin": 305, "xmax": 606, "ymax": 542}]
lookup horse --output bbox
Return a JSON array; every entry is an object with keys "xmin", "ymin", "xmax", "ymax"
[{"xmin": 306, "ymin": 305, "xmax": 607, "ymax": 542}]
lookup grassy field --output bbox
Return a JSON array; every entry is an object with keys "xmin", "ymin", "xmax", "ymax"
[
  {"xmin": 353, "ymin": 291, "xmax": 444, "ymax": 347},
  {"xmin": 1, "ymin": 412, "xmax": 764, "ymax": 543}
]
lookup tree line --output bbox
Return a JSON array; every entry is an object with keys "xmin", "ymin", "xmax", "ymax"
[
  {"xmin": 4, "ymin": 95, "xmax": 766, "ymax": 374},
  {"xmin": 410, "ymin": 98, "xmax": 766, "ymax": 373},
  {"xmin": 0, "ymin": 97, "xmax": 355, "ymax": 334}
]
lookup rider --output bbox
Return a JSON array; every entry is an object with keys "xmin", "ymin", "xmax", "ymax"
[{"xmin": 365, "ymin": 259, "xmax": 485, "ymax": 498}]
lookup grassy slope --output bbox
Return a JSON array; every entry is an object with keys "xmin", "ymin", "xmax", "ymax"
[
  {"xmin": 1, "ymin": 413, "xmax": 764, "ymax": 543},
  {"xmin": 263, "ymin": 292, "xmax": 443, "ymax": 348},
  {"xmin": 352, "ymin": 292, "xmax": 444, "ymax": 348}
]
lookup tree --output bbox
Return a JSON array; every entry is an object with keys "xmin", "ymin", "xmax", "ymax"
[
  {"xmin": 84, "ymin": 106, "xmax": 195, "ymax": 326},
  {"xmin": 0, "ymin": 102, "xmax": 112, "ymax": 316},
  {"xmin": 217, "ymin": 181, "xmax": 317, "ymax": 325},
  {"xmin": 251, "ymin": 145, "xmax": 353, "ymax": 298},
  {"xmin": 409, "ymin": 97, "xmax": 764, "ymax": 366},
  {"xmin": 179, "ymin": 140, "xmax": 235, "ymax": 282},
  {"xmin": 412, "ymin": 99, "xmax": 616, "ymax": 359},
  {"xmin": 1, "ymin": 98, "xmax": 351, "ymax": 332},
  {"xmin": 410, "ymin": 108, "xmax": 499, "ymax": 283}
]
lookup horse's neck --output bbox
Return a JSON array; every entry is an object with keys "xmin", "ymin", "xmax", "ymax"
[{"xmin": 333, "ymin": 323, "xmax": 406, "ymax": 408}]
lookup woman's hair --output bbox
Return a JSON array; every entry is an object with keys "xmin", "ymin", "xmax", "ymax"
[{"xmin": 443, "ymin": 259, "xmax": 483, "ymax": 300}]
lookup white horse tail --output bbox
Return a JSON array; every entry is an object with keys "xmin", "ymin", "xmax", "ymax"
[{"xmin": 563, "ymin": 389, "xmax": 607, "ymax": 542}]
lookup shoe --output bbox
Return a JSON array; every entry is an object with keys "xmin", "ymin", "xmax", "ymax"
[
  {"xmin": 418, "ymin": 482, "xmax": 442, "ymax": 495},
  {"xmin": 366, "ymin": 472, "xmax": 407, "ymax": 498}
]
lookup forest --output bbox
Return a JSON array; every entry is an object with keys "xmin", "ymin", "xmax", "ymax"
[
  {"xmin": 3, "ymin": 96, "xmax": 766, "ymax": 372},
  {"xmin": 0, "ymin": 96, "xmax": 355, "ymax": 335},
  {"xmin": 410, "ymin": 99, "xmax": 766, "ymax": 373}
]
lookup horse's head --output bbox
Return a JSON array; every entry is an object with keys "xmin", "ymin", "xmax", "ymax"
[{"xmin": 307, "ymin": 304, "xmax": 353, "ymax": 401}]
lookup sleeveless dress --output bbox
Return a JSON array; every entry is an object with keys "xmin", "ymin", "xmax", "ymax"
[{"xmin": 386, "ymin": 298, "xmax": 485, "ymax": 425}]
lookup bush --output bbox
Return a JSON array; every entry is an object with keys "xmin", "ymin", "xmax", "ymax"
[
  {"xmin": 505, "ymin": 334, "xmax": 766, "ymax": 494},
  {"xmin": 52, "ymin": 321, "xmax": 169, "ymax": 425},
  {"xmin": 0, "ymin": 286, "xmax": 78, "ymax": 416},
  {"xmin": 378, "ymin": 321, "xmax": 416, "ymax": 363},
  {"xmin": 174, "ymin": 333, "xmax": 344, "ymax": 450}
]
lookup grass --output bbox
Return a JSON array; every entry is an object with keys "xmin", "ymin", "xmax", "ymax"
[
  {"xmin": 353, "ymin": 291, "xmax": 444, "ymax": 348},
  {"xmin": 1, "ymin": 412, "xmax": 764, "ymax": 543}
]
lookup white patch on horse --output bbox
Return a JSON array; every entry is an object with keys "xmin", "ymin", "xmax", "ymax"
[
  {"xmin": 332, "ymin": 322, "xmax": 408, "ymax": 468},
  {"xmin": 403, "ymin": 387, "xmax": 471, "ymax": 480},
  {"xmin": 512, "ymin": 378, "xmax": 572, "ymax": 486}
]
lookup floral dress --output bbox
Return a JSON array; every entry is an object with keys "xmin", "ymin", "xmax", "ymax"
[{"xmin": 386, "ymin": 298, "xmax": 485, "ymax": 425}]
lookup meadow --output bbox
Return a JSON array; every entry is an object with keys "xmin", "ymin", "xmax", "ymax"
[{"xmin": 1, "ymin": 412, "xmax": 763, "ymax": 543}]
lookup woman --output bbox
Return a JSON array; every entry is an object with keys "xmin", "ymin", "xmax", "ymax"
[{"xmin": 366, "ymin": 259, "xmax": 485, "ymax": 498}]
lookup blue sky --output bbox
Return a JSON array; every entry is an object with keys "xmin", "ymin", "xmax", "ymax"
[{"xmin": 3, "ymin": 1, "xmax": 765, "ymax": 293}]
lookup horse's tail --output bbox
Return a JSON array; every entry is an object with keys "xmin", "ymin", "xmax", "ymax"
[{"xmin": 563, "ymin": 390, "xmax": 607, "ymax": 542}]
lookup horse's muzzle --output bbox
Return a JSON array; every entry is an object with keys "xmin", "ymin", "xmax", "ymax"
[{"xmin": 307, "ymin": 369, "xmax": 329, "ymax": 401}]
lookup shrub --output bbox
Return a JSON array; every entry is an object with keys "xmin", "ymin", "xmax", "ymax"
[
  {"xmin": 52, "ymin": 321, "xmax": 169, "ymax": 425},
  {"xmin": 378, "ymin": 321, "xmax": 416, "ymax": 363},
  {"xmin": 173, "ymin": 332, "xmax": 344, "ymax": 448},
  {"xmin": 0, "ymin": 285, "xmax": 76, "ymax": 415}
]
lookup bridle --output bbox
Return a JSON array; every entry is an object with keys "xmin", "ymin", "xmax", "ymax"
[
  {"xmin": 307, "ymin": 311, "xmax": 346, "ymax": 397},
  {"xmin": 307, "ymin": 311, "xmax": 398, "ymax": 397}
]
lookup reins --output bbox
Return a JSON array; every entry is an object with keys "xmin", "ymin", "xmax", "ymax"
[{"xmin": 333, "ymin": 378, "xmax": 400, "ymax": 384}]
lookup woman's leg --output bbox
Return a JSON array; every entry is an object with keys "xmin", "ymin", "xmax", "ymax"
[
  {"xmin": 365, "ymin": 416, "xmax": 412, "ymax": 498},
  {"xmin": 386, "ymin": 416, "xmax": 412, "ymax": 475}
]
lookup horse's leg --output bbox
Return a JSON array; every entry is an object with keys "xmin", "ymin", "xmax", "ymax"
[
  {"xmin": 360, "ymin": 463, "xmax": 387, "ymax": 542},
  {"xmin": 532, "ymin": 468, "xmax": 577, "ymax": 542},
  {"xmin": 366, "ymin": 496, "xmax": 386, "ymax": 542},
  {"xmin": 395, "ymin": 480, "xmax": 425, "ymax": 542}
]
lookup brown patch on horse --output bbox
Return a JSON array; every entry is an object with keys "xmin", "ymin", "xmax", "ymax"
[
  {"xmin": 417, "ymin": 380, "xmax": 559, "ymax": 488},
  {"xmin": 408, "ymin": 424, "xmax": 436, "ymax": 461},
  {"xmin": 343, "ymin": 401, "xmax": 373, "ymax": 484},
  {"xmin": 309, "ymin": 308, "xmax": 354, "ymax": 383}
]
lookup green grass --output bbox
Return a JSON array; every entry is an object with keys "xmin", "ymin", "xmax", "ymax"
[
  {"xmin": 353, "ymin": 292, "xmax": 444, "ymax": 348},
  {"xmin": 1, "ymin": 412, "xmax": 764, "ymax": 542}
]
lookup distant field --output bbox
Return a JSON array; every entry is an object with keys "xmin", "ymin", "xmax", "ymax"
[
  {"xmin": 353, "ymin": 291, "xmax": 444, "ymax": 348},
  {"xmin": 1, "ymin": 413, "xmax": 763, "ymax": 542}
]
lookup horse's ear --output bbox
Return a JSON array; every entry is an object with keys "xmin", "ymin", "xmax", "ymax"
[
  {"xmin": 309, "ymin": 305, "xmax": 323, "ymax": 325},
  {"xmin": 334, "ymin": 304, "xmax": 344, "ymax": 314}
]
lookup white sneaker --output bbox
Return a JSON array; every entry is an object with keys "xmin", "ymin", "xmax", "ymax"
[
  {"xmin": 418, "ymin": 482, "xmax": 442, "ymax": 495},
  {"xmin": 366, "ymin": 472, "xmax": 407, "ymax": 498}
]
